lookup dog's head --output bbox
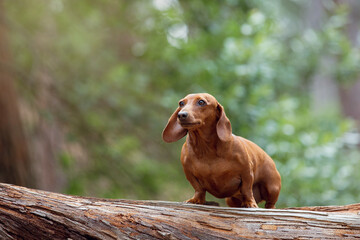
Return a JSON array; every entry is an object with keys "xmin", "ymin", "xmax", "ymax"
[{"xmin": 162, "ymin": 93, "xmax": 232, "ymax": 143}]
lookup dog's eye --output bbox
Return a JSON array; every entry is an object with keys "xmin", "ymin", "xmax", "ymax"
[
  {"xmin": 197, "ymin": 100, "xmax": 206, "ymax": 106},
  {"xmin": 179, "ymin": 101, "xmax": 185, "ymax": 107}
]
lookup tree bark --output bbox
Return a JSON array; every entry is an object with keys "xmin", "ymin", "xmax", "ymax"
[{"xmin": 0, "ymin": 183, "xmax": 359, "ymax": 239}]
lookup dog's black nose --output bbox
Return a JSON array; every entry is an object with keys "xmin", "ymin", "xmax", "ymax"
[{"xmin": 178, "ymin": 112, "xmax": 188, "ymax": 120}]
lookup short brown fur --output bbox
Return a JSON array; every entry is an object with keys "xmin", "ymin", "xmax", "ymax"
[{"xmin": 163, "ymin": 93, "xmax": 281, "ymax": 208}]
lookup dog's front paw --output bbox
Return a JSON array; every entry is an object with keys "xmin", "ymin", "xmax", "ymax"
[
  {"xmin": 242, "ymin": 201, "xmax": 258, "ymax": 208},
  {"xmin": 185, "ymin": 198, "xmax": 205, "ymax": 204}
]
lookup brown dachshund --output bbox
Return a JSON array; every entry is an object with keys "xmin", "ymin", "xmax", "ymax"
[{"xmin": 162, "ymin": 93, "xmax": 281, "ymax": 208}]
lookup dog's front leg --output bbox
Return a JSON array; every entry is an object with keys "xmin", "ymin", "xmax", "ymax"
[
  {"xmin": 184, "ymin": 172, "xmax": 206, "ymax": 204},
  {"xmin": 240, "ymin": 172, "xmax": 258, "ymax": 208}
]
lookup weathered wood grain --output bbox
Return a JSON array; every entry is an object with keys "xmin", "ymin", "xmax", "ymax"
[{"xmin": 0, "ymin": 183, "xmax": 359, "ymax": 239}]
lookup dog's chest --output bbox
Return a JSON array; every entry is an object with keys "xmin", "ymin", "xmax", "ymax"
[{"xmin": 186, "ymin": 157, "xmax": 241, "ymax": 198}]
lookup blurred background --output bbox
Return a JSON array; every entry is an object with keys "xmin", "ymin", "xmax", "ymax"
[{"xmin": 1, "ymin": 0, "xmax": 360, "ymax": 208}]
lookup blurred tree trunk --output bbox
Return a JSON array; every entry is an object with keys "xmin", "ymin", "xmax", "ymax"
[
  {"xmin": 0, "ymin": 0, "xmax": 34, "ymax": 187},
  {"xmin": 309, "ymin": 0, "xmax": 360, "ymax": 130},
  {"xmin": 307, "ymin": 1, "xmax": 341, "ymax": 114},
  {"xmin": 5, "ymin": 1, "xmax": 67, "ymax": 192},
  {"xmin": 338, "ymin": 0, "xmax": 360, "ymax": 127}
]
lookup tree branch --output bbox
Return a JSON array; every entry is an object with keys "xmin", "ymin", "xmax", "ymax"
[{"xmin": 0, "ymin": 183, "xmax": 359, "ymax": 239}]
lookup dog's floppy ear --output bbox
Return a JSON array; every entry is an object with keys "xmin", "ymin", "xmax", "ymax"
[
  {"xmin": 162, "ymin": 107, "xmax": 188, "ymax": 143},
  {"xmin": 216, "ymin": 104, "xmax": 232, "ymax": 142}
]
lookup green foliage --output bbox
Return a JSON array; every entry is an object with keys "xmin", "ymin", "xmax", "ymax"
[{"xmin": 6, "ymin": 0, "xmax": 360, "ymax": 207}]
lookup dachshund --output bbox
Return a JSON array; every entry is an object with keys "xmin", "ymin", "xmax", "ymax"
[{"xmin": 162, "ymin": 93, "xmax": 281, "ymax": 208}]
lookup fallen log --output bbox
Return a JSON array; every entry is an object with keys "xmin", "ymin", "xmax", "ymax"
[{"xmin": 0, "ymin": 183, "xmax": 359, "ymax": 239}]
